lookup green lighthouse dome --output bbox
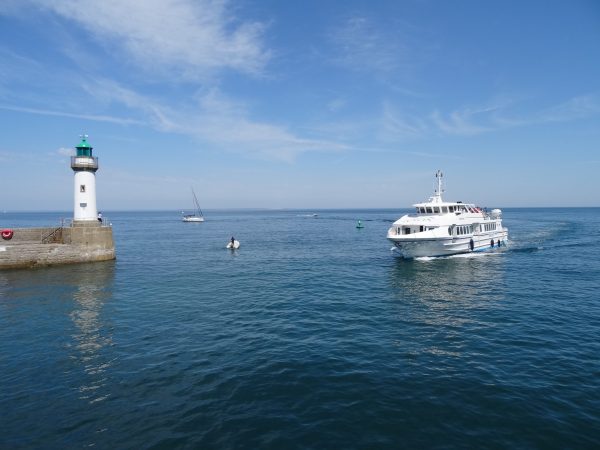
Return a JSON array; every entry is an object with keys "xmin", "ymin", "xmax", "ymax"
[{"xmin": 76, "ymin": 135, "xmax": 93, "ymax": 157}]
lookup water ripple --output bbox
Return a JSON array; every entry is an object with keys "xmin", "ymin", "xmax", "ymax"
[{"xmin": 1, "ymin": 209, "xmax": 599, "ymax": 448}]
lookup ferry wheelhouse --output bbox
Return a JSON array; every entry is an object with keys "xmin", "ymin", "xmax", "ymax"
[{"xmin": 387, "ymin": 171, "xmax": 508, "ymax": 258}]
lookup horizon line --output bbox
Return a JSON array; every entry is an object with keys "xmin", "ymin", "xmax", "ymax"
[{"xmin": 2, "ymin": 206, "xmax": 600, "ymax": 214}]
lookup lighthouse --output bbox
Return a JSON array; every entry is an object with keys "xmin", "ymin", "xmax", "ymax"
[
  {"xmin": 0, "ymin": 134, "xmax": 115, "ymax": 270},
  {"xmin": 71, "ymin": 134, "xmax": 99, "ymax": 224}
]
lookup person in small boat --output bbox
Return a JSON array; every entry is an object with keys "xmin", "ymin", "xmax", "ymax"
[{"xmin": 230, "ymin": 236, "xmax": 235, "ymax": 246}]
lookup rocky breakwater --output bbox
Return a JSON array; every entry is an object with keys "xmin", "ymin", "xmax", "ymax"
[{"xmin": 0, "ymin": 222, "xmax": 115, "ymax": 270}]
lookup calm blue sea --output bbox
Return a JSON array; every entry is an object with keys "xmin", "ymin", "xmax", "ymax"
[{"xmin": 1, "ymin": 208, "xmax": 599, "ymax": 449}]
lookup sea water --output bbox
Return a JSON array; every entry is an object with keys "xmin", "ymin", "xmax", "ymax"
[{"xmin": 1, "ymin": 208, "xmax": 599, "ymax": 449}]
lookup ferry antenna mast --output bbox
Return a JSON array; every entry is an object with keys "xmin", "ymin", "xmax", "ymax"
[{"xmin": 435, "ymin": 170, "xmax": 444, "ymax": 198}]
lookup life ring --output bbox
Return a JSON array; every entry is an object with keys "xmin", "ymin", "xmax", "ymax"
[{"xmin": 1, "ymin": 229, "xmax": 14, "ymax": 240}]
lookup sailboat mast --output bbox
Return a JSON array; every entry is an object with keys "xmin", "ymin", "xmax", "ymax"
[{"xmin": 191, "ymin": 188, "xmax": 203, "ymax": 216}]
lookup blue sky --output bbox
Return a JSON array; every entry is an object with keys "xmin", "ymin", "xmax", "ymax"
[{"xmin": 1, "ymin": 0, "xmax": 599, "ymax": 211}]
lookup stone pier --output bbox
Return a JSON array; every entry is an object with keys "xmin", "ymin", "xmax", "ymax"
[{"xmin": 0, "ymin": 222, "xmax": 115, "ymax": 270}]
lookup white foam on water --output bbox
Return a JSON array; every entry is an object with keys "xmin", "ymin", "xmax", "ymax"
[{"xmin": 414, "ymin": 251, "xmax": 499, "ymax": 261}]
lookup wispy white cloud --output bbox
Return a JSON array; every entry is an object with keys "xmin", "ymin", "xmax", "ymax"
[
  {"xmin": 427, "ymin": 94, "xmax": 600, "ymax": 137},
  {"xmin": 83, "ymin": 79, "xmax": 348, "ymax": 162},
  {"xmin": 9, "ymin": 0, "xmax": 269, "ymax": 78},
  {"xmin": 381, "ymin": 102, "xmax": 428, "ymax": 139},
  {"xmin": 187, "ymin": 89, "xmax": 351, "ymax": 162},
  {"xmin": 535, "ymin": 94, "xmax": 600, "ymax": 123},
  {"xmin": 431, "ymin": 108, "xmax": 493, "ymax": 136},
  {"xmin": 0, "ymin": 104, "xmax": 143, "ymax": 126},
  {"xmin": 0, "ymin": 48, "xmax": 44, "ymax": 80},
  {"xmin": 329, "ymin": 16, "xmax": 407, "ymax": 75},
  {"xmin": 56, "ymin": 147, "xmax": 75, "ymax": 157}
]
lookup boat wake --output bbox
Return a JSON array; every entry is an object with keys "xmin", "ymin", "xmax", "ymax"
[
  {"xmin": 509, "ymin": 245, "xmax": 543, "ymax": 253},
  {"xmin": 391, "ymin": 247, "xmax": 504, "ymax": 261},
  {"xmin": 413, "ymin": 252, "xmax": 502, "ymax": 262}
]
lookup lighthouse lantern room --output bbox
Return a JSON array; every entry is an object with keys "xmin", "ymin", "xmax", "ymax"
[{"xmin": 71, "ymin": 134, "xmax": 100, "ymax": 223}]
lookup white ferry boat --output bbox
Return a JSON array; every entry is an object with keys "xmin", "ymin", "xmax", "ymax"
[{"xmin": 387, "ymin": 171, "xmax": 508, "ymax": 258}]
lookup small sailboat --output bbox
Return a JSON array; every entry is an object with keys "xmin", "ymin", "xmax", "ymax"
[{"xmin": 182, "ymin": 188, "xmax": 205, "ymax": 222}]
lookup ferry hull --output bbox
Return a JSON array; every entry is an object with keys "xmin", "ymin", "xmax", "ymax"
[{"xmin": 389, "ymin": 231, "xmax": 508, "ymax": 258}]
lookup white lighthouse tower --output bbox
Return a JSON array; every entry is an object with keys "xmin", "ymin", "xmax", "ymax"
[{"xmin": 71, "ymin": 134, "xmax": 99, "ymax": 224}]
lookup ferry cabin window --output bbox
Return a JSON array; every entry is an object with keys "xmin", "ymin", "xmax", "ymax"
[
  {"xmin": 426, "ymin": 207, "xmax": 433, "ymax": 213},
  {"xmin": 442, "ymin": 206, "xmax": 448, "ymax": 213},
  {"xmin": 420, "ymin": 207, "xmax": 426, "ymax": 213},
  {"xmin": 457, "ymin": 226, "xmax": 471, "ymax": 235},
  {"xmin": 420, "ymin": 226, "xmax": 424, "ymax": 232},
  {"xmin": 433, "ymin": 207, "xmax": 440, "ymax": 213},
  {"xmin": 404, "ymin": 227, "xmax": 411, "ymax": 235}
]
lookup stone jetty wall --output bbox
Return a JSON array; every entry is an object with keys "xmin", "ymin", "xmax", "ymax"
[{"xmin": 0, "ymin": 225, "xmax": 115, "ymax": 270}]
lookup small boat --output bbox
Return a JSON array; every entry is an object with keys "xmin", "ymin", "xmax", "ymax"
[
  {"xmin": 182, "ymin": 188, "xmax": 204, "ymax": 222},
  {"xmin": 227, "ymin": 240, "xmax": 240, "ymax": 249},
  {"xmin": 356, "ymin": 220, "xmax": 364, "ymax": 229},
  {"xmin": 387, "ymin": 170, "xmax": 508, "ymax": 258}
]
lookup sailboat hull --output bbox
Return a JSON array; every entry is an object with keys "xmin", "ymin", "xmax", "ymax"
[{"xmin": 182, "ymin": 216, "xmax": 204, "ymax": 222}]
